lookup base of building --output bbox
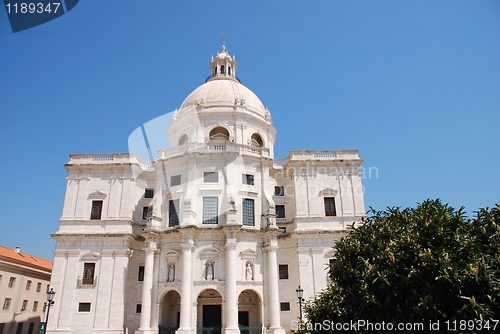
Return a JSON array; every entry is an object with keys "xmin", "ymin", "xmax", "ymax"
[
  {"xmin": 135, "ymin": 330, "xmax": 155, "ymax": 334},
  {"xmin": 265, "ymin": 327, "xmax": 286, "ymax": 334},
  {"xmin": 223, "ymin": 326, "xmax": 241, "ymax": 334},
  {"xmin": 175, "ymin": 328, "xmax": 196, "ymax": 334}
]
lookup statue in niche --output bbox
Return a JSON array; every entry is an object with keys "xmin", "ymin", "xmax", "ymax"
[
  {"xmin": 246, "ymin": 262, "xmax": 253, "ymax": 281},
  {"xmin": 167, "ymin": 264, "xmax": 175, "ymax": 282},
  {"xmin": 206, "ymin": 262, "xmax": 214, "ymax": 280}
]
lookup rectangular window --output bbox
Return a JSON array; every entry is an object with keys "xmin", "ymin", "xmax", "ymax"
[
  {"xmin": 138, "ymin": 266, "xmax": 145, "ymax": 281},
  {"xmin": 36, "ymin": 282, "xmax": 42, "ymax": 293},
  {"xmin": 169, "ymin": 200, "xmax": 180, "ymax": 227},
  {"xmin": 25, "ymin": 280, "xmax": 32, "ymax": 291},
  {"xmin": 78, "ymin": 303, "xmax": 91, "ymax": 312},
  {"xmin": 21, "ymin": 300, "xmax": 28, "ymax": 312},
  {"xmin": 0, "ymin": 324, "xmax": 5, "ymax": 334},
  {"xmin": 15, "ymin": 323, "xmax": 23, "ymax": 334},
  {"xmin": 42, "ymin": 302, "xmax": 47, "ymax": 313},
  {"xmin": 27, "ymin": 323, "xmax": 35, "ymax": 334},
  {"xmin": 242, "ymin": 174, "xmax": 254, "ymax": 185},
  {"xmin": 203, "ymin": 197, "xmax": 218, "ymax": 224},
  {"xmin": 324, "ymin": 197, "xmax": 336, "ymax": 216},
  {"xmin": 170, "ymin": 175, "xmax": 181, "ymax": 186},
  {"xmin": 8, "ymin": 277, "xmax": 15, "ymax": 288},
  {"xmin": 280, "ymin": 302, "xmax": 291, "ymax": 311},
  {"xmin": 203, "ymin": 172, "xmax": 218, "ymax": 183},
  {"xmin": 90, "ymin": 200, "xmax": 103, "ymax": 220},
  {"xmin": 0, "ymin": 274, "xmax": 2, "ymax": 286},
  {"xmin": 276, "ymin": 205, "xmax": 285, "ymax": 219},
  {"xmin": 242, "ymin": 198, "xmax": 255, "ymax": 226},
  {"xmin": 274, "ymin": 186, "xmax": 284, "ymax": 196},
  {"xmin": 142, "ymin": 206, "xmax": 151, "ymax": 220},
  {"xmin": 144, "ymin": 188, "xmax": 154, "ymax": 198},
  {"xmin": 136, "ymin": 304, "xmax": 142, "ymax": 314},
  {"xmin": 2, "ymin": 298, "xmax": 11, "ymax": 311},
  {"xmin": 32, "ymin": 301, "xmax": 38, "ymax": 312},
  {"xmin": 279, "ymin": 264, "xmax": 289, "ymax": 280},
  {"xmin": 83, "ymin": 263, "xmax": 95, "ymax": 284},
  {"xmin": 46, "ymin": 284, "xmax": 50, "ymax": 293}
]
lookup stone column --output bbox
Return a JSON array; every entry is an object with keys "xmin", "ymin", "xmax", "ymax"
[
  {"xmin": 176, "ymin": 238, "xmax": 195, "ymax": 334},
  {"xmin": 138, "ymin": 242, "xmax": 156, "ymax": 334},
  {"xmin": 224, "ymin": 237, "xmax": 239, "ymax": 334},
  {"xmin": 265, "ymin": 235, "xmax": 285, "ymax": 334}
]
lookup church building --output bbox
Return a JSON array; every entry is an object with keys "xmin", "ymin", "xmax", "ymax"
[{"xmin": 48, "ymin": 44, "xmax": 366, "ymax": 334}]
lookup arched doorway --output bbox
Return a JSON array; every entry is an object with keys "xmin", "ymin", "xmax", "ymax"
[
  {"xmin": 238, "ymin": 289, "xmax": 262, "ymax": 334},
  {"xmin": 197, "ymin": 289, "xmax": 223, "ymax": 334},
  {"xmin": 159, "ymin": 290, "xmax": 181, "ymax": 334}
]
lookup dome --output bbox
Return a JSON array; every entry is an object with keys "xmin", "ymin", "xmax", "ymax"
[{"xmin": 178, "ymin": 79, "xmax": 267, "ymax": 119}]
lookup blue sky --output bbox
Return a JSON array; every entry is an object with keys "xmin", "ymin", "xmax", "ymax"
[{"xmin": 1, "ymin": 0, "xmax": 499, "ymax": 261}]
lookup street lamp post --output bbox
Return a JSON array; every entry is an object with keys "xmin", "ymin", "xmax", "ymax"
[
  {"xmin": 42, "ymin": 288, "xmax": 55, "ymax": 334},
  {"xmin": 296, "ymin": 286, "xmax": 304, "ymax": 320}
]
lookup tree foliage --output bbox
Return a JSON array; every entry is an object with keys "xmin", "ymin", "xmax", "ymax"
[{"xmin": 305, "ymin": 199, "xmax": 500, "ymax": 329}]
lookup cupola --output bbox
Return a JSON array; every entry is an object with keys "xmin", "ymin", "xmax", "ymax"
[{"xmin": 206, "ymin": 43, "xmax": 239, "ymax": 83}]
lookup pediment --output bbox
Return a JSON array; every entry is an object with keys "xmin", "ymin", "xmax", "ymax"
[
  {"xmin": 80, "ymin": 253, "xmax": 100, "ymax": 261},
  {"xmin": 319, "ymin": 188, "xmax": 338, "ymax": 196},
  {"xmin": 199, "ymin": 246, "xmax": 220, "ymax": 260},
  {"xmin": 324, "ymin": 248, "xmax": 337, "ymax": 258},
  {"xmin": 88, "ymin": 191, "xmax": 107, "ymax": 199},
  {"xmin": 240, "ymin": 248, "xmax": 257, "ymax": 260},
  {"xmin": 163, "ymin": 249, "xmax": 180, "ymax": 258}
]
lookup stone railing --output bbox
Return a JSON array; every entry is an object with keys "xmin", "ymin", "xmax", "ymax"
[{"xmin": 157, "ymin": 143, "xmax": 270, "ymax": 160}]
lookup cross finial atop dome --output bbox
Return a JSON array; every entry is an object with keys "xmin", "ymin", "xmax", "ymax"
[{"xmin": 221, "ymin": 34, "xmax": 227, "ymax": 52}]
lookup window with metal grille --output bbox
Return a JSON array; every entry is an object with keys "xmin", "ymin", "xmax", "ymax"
[
  {"xmin": 276, "ymin": 205, "xmax": 285, "ymax": 218},
  {"xmin": 25, "ymin": 280, "xmax": 32, "ymax": 291},
  {"xmin": 242, "ymin": 198, "xmax": 255, "ymax": 226},
  {"xmin": 90, "ymin": 200, "xmax": 103, "ymax": 220},
  {"xmin": 3, "ymin": 298, "xmax": 11, "ymax": 311},
  {"xmin": 83, "ymin": 263, "xmax": 95, "ymax": 284},
  {"xmin": 21, "ymin": 300, "xmax": 27, "ymax": 312},
  {"xmin": 142, "ymin": 206, "xmax": 151, "ymax": 220},
  {"xmin": 170, "ymin": 175, "xmax": 181, "ymax": 186},
  {"xmin": 36, "ymin": 282, "xmax": 42, "ymax": 293},
  {"xmin": 32, "ymin": 301, "xmax": 38, "ymax": 312},
  {"xmin": 42, "ymin": 302, "xmax": 46, "ymax": 313},
  {"xmin": 324, "ymin": 197, "xmax": 336, "ymax": 216},
  {"xmin": 242, "ymin": 174, "xmax": 254, "ymax": 185},
  {"xmin": 144, "ymin": 188, "xmax": 154, "ymax": 198},
  {"xmin": 169, "ymin": 200, "xmax": 180, "ymax": 226},
  {"xmin": 138, "ymin": 266, "xmax": 145, "ymax": 281},
  {"xmin": 280, "ymin": 302, "xmax": 290, "ymax": 311},
  {"xmin": 203, "ymin": 197, "xmax": 218, "ymax": 224},
  {"xmin": 8, "ymin": 277, "xmax": 15, "ymax": 288},
  {"xmin": 279, "ymin": 264, "xmax": 289, "ymax": 279},
  {"xmin": 15, "ymin": 323, "xmax": 23, "ymax": 334},
  {"xmin": 203, "ymin": 172, "xmax": 218, "ymax": 183},
  {"xmin": 27, "ymin": 323, "xmax": 35, "ymax": 334},
  {"xmin": 274, "ymin": 186, "xmax": 284, "ymax": 196},
  {"xmin": 78, "ymin": 303, "xmax": 91, "ymax": 312}
]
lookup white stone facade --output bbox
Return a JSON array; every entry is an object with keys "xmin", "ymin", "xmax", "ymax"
[{"xmin": 48, "ymin": 45, "xmax": 366, "ymax": 334}]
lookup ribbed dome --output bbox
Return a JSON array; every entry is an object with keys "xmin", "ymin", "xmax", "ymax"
[{"xmin": 178, "ymin": 79, "xmax": 267, "ymax": 119}]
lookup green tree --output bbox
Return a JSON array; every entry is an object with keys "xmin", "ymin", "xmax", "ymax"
[{"xmin": 305, "ymin": 199, "xmax": 500, "ymax": 330}]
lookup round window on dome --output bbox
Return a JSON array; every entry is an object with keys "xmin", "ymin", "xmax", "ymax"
[
  {"xmin": 250, "ymin": 133, "xmax": 264, "ymax": 147},
  {"xmin": 209, "ymin": 127, "xmax": 230, "ymax": 141}
]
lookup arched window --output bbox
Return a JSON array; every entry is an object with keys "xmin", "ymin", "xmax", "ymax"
[
  {"xmin": 228, "ymin": 66, "xmax": 231, "ymax": 75},
  {"xmin": 250, "ymin": 133, "xmax": 263, "ymax": 147},
  {"xmin": 178, "ymin": 134, "xmax": 188, "ymax": 146},
  {"xmin": 209, "ymin": 126, "xmax": 229, "ymax": 141}
]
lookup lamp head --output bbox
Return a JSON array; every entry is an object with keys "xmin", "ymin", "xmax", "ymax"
[{"xmin": 47, "ymin": 288, "xmax": 55, "ymax": 302}]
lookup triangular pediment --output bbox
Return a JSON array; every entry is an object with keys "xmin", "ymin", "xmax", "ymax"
[
  {"xmin": 199, "ymin": 246, "xmax": 220, "ymax": 259},
  {"xmin": 88, "ymin": 191, "xmax": 107, "ymax": 199},
  {"xmin": 240, "ymin": 248, "xmax": 258, "ymax": 259},
  {"xmin": 163, "ymin": 249, "xmax": 180, "ymax": 258}
]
